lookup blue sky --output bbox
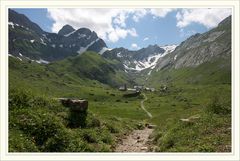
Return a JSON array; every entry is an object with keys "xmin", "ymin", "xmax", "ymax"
[{"xmin": 13, "ymin": 8, "xmax": 231, "ymax": 50}]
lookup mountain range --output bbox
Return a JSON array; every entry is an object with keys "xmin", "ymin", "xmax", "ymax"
[
  {"xmin": 9, "ymin": 9, "xmax": 107, "ymax": 62},
  {"xmin": 8, "ymin": 9, "xmax": 231, "ymax": 87}
]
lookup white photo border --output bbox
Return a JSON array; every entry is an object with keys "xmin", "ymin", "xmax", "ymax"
[{"xmin": 0, "ymin": 0, "xmax": 239, "ymax": 161}]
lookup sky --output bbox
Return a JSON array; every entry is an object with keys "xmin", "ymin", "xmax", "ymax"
[{"xmin": 13, "ymin": 8, "xmax": 231, "ymax": 50}]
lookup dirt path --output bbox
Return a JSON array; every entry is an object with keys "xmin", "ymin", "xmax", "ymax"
[
  {"xmin": 115, "ymin": 93, "xmax": 155, "ymax": 152},
  {"xmin": 141, "ymin": 93, "xmax": 153, "ymax": 118},
  {"xmin": 115, "ymin": 127, "xmax": 154, "ymax": 152}
]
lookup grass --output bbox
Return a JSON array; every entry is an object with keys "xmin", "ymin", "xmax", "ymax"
[
  {"xmin": 144, "ymin": 84, "xmax": 231, "ymax": 152},
  {"xmin": 8, "ymin": 51, "xmax": 231, "ymax": 152},
  {"xmin": 146, "ymin": 57, "xmax": 231, "ymax": 87},
  {"xmin": 9, "ymin": 88, "xmax": 142, "ymax": 152},
  {"xmin": 9, "ymin": 55, "xmax": 148, "ymax": 152}
]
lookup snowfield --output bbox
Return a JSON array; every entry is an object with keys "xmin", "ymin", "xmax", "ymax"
[{"xmin": 123, "ymin": 44, "xmax": 177, "ymax": 71}]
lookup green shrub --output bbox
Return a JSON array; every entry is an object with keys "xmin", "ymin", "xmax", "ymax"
[
  {"xmin": 86, "ymin": 113, "xmax": 101, "ymax": 128},
  {"xmin": 43, "ymin": 129, "xmax": 71, "ymax": 152},
  {"xmin": 9, "ymin": 88, "xmax": 59, "ymax": 111},
  {"xmin": 43, "ymin": 129, "xmax": 86, "ymax": 152},
  {"xmin": 81, "ymin": 129, "xmax": 99, "ymax": 143},
  {"xmin": 206, "ymin": 94, "xmax": 231, "ymax": 115},
  {"xmin": 104, "ymin": 122, "xmax": 120, "ymax": 133},
  {"xmin": 198, "ymin": 144, "xmax": 215, "ymax": 152},
  {"xmin": 99, "ymin": 130, "xmax": 113, "ymax": 144},
  {"xmin": 9, "ymin": 108, "xmax": 65, "ymax": 147},
  {"xmin": 9, "ymin": 88, "xmax": 35, "ymax": 110},
  {"xmin": 9, "ymin": 129, "xmax": 39, "ymax": 152}
]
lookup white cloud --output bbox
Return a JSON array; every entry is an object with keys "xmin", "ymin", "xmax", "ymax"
[
  {"xmin": 47, "ymin": 9, "xmax": 144, "ymax": 43},
  {"xmin": 47, "ymin": 8, "xmax": 176, "ymax": 43},
  {"xmin": 132, "ymin": 9, "xmax": 148, "ymax": 22},
  {"xmin": 108, "ymin": 27, "xmax": 137, "ymax": 42},
  {"xmin": 113, "ymin": 11, "xmax": 128, "ymax": 27},
  {"xmin": 150, "ymin": 9, "xmax": 175, "ymax": 18},
  {"xmin": 176, "ymin": 8, "xmax": 232, "ymax": 28},
  {"xmin": 131, "ymin": 43, "xmax": 140, "ymax": 50},
  {"xmin": 143, "ymin": 37, "xmax": 149, "ymax": 41}
]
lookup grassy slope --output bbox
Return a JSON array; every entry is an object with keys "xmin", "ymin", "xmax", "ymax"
[
  {"xmin": 9, "ymin": 53, "xmax": 148, "ymax": 152},
  {"xmin": 47, "ymin": 51, "xmax": 133, "ymax": 87},
  {"xmin": 144, "ymin": 84, "xmax": 231, "ymax": 152},
  {"xmin": 146, "ymin": 57, "xmax": 231, "ymax": 87},
  {"xmin": 138, "ymin": 55, "xmax": 231, "ymax": 152},
  {"xmin": 9, "ymin": 49, "xmax": 232, "ymax": 152}
]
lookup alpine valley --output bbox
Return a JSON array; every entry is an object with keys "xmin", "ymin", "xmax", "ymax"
[{"xmin": 8, "ymin": 9, "xmax": 232, "ymax": 152}]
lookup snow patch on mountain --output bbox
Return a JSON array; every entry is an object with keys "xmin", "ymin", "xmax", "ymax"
[
  {"xmin": 78, "ymin": 34, "xmax": 87, "ymax": 39},
  {"xmin": 9, "ymin": 22, "xmax": 14, "ymax": 28},
  {"xmin": 99, "ymin": 47, "xmax": 112, "ymax": 55},
  {"xmin": 64, "ymin": 30, "xmax": 77, "ymax": 37},
  {"xmin": 36, "ymin": 59, "xmax": 49, "ymax": 64},
  {"xmin": 174, "ymin": 55, "xmax": 178, "ymax": 60},
  {"xmin": 148, "ymin": 70, "xmax": 152, "ymax": 75},
  {"xmin": 8, "ymin": 54, "xmax": 14, "ymax": 57},
  {"xmin": 17, "ymin": 57, "xmax": 22, "ymax": 61},
  {"xmin": 40, "ymin": 38, "xmax": 47, "ymax": 45},
  {"xmin": 123, "ymin": 45, "xmax": 177, "ymax": 71},
  {"xmin": 9, "ymin": 22, "xmax": 30, "ymax": 31},
  {"xmin": 77, "ymin": 38, "xmax": 100, "ymax": 54},
  {"xmin": 160, "ymin": 44, "xmax": 178, "ymax": 52}
]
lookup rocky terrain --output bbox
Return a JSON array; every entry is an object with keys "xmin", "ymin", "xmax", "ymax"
[{"xmin": 154, "ymin": 16, "xmax": 231, "ymax": 71}]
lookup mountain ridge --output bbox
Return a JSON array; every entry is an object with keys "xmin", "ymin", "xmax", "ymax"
[
  {"xmin": 8, "ymin": 9, "xmax": 231, "ymax": 87},
  {"xmin": 8, "ymin": 9, "xmax": 107, "ymax": 62}
]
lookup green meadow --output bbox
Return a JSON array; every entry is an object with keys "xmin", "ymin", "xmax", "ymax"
[{"xmin": 8, "ymin": 51, "xmax": 231, "ymax": 152}]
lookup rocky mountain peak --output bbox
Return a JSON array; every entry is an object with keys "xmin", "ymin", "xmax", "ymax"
[
  {"xmin": 58, "ymin": 24, "xmax": 75, "ymax": 36},
  {"xmin": 8, "ymin": 10, "xmax": 108, "ymax": 61},
  {"xmin": 218, "ymin": 15, "xmax": 231, "ymax": 27},
  {"xmin": 8, "ymin": 9, "xmax": 44, "ymax": 35}
]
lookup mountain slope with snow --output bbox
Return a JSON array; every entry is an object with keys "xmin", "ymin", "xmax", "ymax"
[
  {"xmin": 9, "ymin": 9, "xmax": 107, "ymax": 62},
  {"xmin": 103, "ymin": 44, "xmax": 177, "ymax": 72}
]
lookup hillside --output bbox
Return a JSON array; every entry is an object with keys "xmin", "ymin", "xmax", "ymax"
[
  {"xmin": 9, "ymin": 53, "xmax": 146, "ymax": 152},
  {"xmin": 9, "ymin": 51, "xmax": 133, "ymax": 92}
]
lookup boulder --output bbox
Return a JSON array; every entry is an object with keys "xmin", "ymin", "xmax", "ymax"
[{"xmin": 59, "ymin": 98, "xmax": 88, "ymax": 112}]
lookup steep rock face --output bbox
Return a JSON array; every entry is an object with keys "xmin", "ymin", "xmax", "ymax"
[
  {"xmin": 8, "ymin": 9, "xmax": 107, "ymax": 62},
  {"xmin": 155, "ymin": 16, "xmax": 231, "ymax": 71},
  {"xmin": 146, "ymin": 16, "xmax": 231, "ymax": 86}
]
